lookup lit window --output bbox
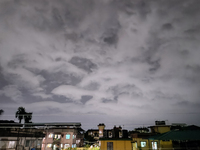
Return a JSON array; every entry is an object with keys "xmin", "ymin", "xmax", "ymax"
[
  {"xmin": 66, "ymin": 134, "xmax": 70, "ymax": 139},
  {"xmin": 54, "ymin": 134, "xmax": 61, "ymax": 140},
  {"xmin": 49, "ymin": 133, "xmax": 53, "ymax": 138},
  {"xmin": 8, "ymin": 141, "xmax": 15, "ymax": 148},
  {"xmin": 47, "ymin": 144, "xmax": 52, "ymax": 148},
  {"xmin": 76, "ymin": 140, "xmax": 80, "ymax": 144},
  {"xmin": 109, "ymin": 132, "xmax": 112, "ymax": 138},
  {"xmin": 72, "ymin": 144, "xmax": 76, "ymax": 148},
  {"xmin": 64, "ymin": 144, "xmax": 70, "ymax": 149},
  {"xmin": 60, "ymin": 144, "xmax": 63, "ymax": 148},
  {"xmin": 152, "ymin": 142, "xmax": 157, "ymax": 150},
  {"xmin": 73, "ymin": 135, "xmax": 76, "ymax": 139},
  {"xmin": 141, "ymin": 141, "xmax": 146, "ymax": 147}
]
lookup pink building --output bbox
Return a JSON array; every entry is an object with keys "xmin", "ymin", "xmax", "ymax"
[{"xmin": 39, "ymin": 123, "xmax": 84, "ymax": 150}]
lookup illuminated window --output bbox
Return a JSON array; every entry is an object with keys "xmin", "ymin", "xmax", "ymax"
[
  {"xmin": 64, "ymin": 144, "xmax": 70, "ymax": 149},
  {"xmin": 8, "ymin": 141, "xmax": 15, "ymax": 148},
  {"xmin": 76, "ymin": 140, "xmax": 80, "ymax": 144},
  {"xmin": 73, "ymin": 135, "xmax": 76, "ymax": 139},
  {"xmin": 141, "ymin": 141, "xmax": 146, "ymax": 147},
  {"xmin": 60, "ymin": 144, "xmax": 63, "ymax": 148},
  {"xmin": 47, "ymin": 144, "xmax": 52, "ymax": 148},
  {"xmin": 109, "ymin": 132, "xmax": 112, "ymax": 138},
  {"xmin": 54, "ymin": 134, "xmax": 61, "ymax": 140},
  {"xmin": 49, "ymin": 133, "xmax": 53, "ymax": 138},
  {"xmin": 72, "ymin": 144, "xmax": 76, "ymax": 148},
  {"xmin": 152, "ymin": 142, "xmax": 157, "ymax": 150},
  {"xmin": 66, "ymin": 134, "xmax": 70, "ymax": 139}
]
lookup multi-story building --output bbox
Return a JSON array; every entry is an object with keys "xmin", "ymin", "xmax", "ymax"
[
  {"xmin": 0, "ymin": 120, "xmax": 45, "ymax": 150},
  {"xmin": 34, "ymin": 122, "xmax": 84, "ymax": 150},
  {"xmin": 99, "ymin": 124, "xmax": 132, "ymax": 150}
]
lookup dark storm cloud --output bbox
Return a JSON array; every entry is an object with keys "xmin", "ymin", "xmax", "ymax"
[
  {"xmin": 1, "ymin": 0, "xmax": 200, "ymax": 129},
  {"xmin": 162, "ymin": 23, "xmax": 173, "ymax": 30},
  {"xmin": 69, "ymin": 56, "xmax": 97, "ymax": 73}
]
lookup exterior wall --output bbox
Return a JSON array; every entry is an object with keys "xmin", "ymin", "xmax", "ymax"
[
  {"xmin": 100, "ymin": 140, "xmax": 132, "ymax": 150},
  {"xmin": 0, "ymin": 128, "xmax": 44, "ymax": 150},
  {"xmin": 0, "ymin": 136, "xmax": 43, "ymax": 150},
  {"xmin": 151, "ymin": 126, "xmax": 170, "ymax": 134},
  {"xmin": 42, "ymin": 128, "xmax": 83, "ymax": 150},
  {"xmin": 132, "ymin": 138, "xmax": 150, "ymax": 150},
  {"xmin": 98, "ymin": 124, "xmax": 105, "ymax": 138},
  {"xmin": 159, "ymin": 140, "xmax": 173, "ymax": 149},
  {"xmin": 132, "ymin": 138, "xmax": 173, "ymax": 150}
]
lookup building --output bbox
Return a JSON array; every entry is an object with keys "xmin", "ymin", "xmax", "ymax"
[
  {"xmin": 0, "ymin": 120, "xmax": 45, "ymax": 150},
  {"xmin": 149, "ymin": 121, "xmax": 171, "ymax": 134},
  {"xmin": 98, "ymin": 124, "xmax": 132, "ymax": 150},
  {"xmin": 100, "ymin": 138, "xmax": 132, "ymax": 150},
  {"xmin": 131, "ymin": 121, "xmax": 172, "ymax": 150},
  {"xmin": 27, "ymin": 122, "xmax": 85, "ymax": 150},
  {"xmin": 148, "ymin": 125, "xmax": 200, "ymax": 150}
]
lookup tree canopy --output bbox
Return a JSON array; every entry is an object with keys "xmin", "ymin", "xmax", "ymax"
[
  {"xmin": 15, "ymin": 107, "xmax": 32, "ymax": 123},
  {"xmin": 0, "ymin": 109, "xmax": 4, "ymax": 115}
]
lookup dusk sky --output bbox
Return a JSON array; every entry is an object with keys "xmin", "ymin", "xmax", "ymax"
[{"xmin": 1, "ymin": 0, "xmax": 200, "ymax": 130}]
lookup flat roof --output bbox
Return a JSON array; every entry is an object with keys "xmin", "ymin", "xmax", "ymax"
[{"xmin": 24, "ymin": 122, "xmax": 81, "ymax": 126}]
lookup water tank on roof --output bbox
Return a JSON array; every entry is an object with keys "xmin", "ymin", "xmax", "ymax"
[{"xmin": 155, "ymin": 121, "xmax": 166, "ymax": 125}]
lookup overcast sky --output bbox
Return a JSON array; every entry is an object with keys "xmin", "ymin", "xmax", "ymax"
[{"xmin": 0, "ymin": 0, "xmax": 200, "ymax": 130}]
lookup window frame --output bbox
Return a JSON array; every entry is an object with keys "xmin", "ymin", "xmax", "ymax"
[
  {"xmin": 141, "ymin": 141, "xmax": 147, "ymax": 147},
  {"xmin": 107, "ymin": 142, "xmax": 113, "ymax": 150},
  {"xmin": 66, "ymin": 134, "xmax": 71, "ymax": 139}
]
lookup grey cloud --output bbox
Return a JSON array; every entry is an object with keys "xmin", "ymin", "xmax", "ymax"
[
  {"xmin": 1, "ymin": 0, "xmax": 200, "ymax": 128},
  {"xmin": 135, "ymin": 0, "xmax": 152, "ymax": 19},
  {"xmin": 162, "ymin": 23, "xmax": 173, "ymax": 30},
  {"xmin": 102, "ymin": 98, "xmax": 117, "ymax": 103},
  {"xmin": 0, "ymin": 67, "xmax": 9, "ymax": 88},
  {"xmin": 41, "ymin": 70, "xmax": 82, "ymax": 92},
  {"xmin": 0, "ymin": 85, "xmax": 22, "ymax": 102},
  {"xmin": 69, "ymin": 56, "xmax": 97, "ymax": 73},
  {"xmin": 118, "ymin": 0, "xmax": 151, "ymax": 18},
  {"xmin": 84, "ymin": 82, "xmax": 100, "ymax": 91},
  {"xmin": 80, "ymin": 95, "xmax": 93, "ymax": 104}
]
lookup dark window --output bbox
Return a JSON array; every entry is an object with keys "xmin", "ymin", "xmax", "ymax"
[
  {"xmin": 107, "ymin": 142, "xmax": 113, "ymax": 150},
  {"xmin": 25, "ymin": 140, "xmax": 30, "ymax": 147}
]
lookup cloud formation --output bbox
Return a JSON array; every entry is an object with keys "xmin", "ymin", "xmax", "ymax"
[{"xmin": 1, "ymin": 0, "xmax": 200, "ymax": 129}]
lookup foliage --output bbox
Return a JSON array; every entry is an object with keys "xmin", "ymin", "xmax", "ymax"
[
  {"xmin": 138, "ymin": 146, "xmax": 142, "ymax": 150},
  {"xmin": 135, "ymin": 127, "xmax": 149, "ymax": 133},
  {"xmin": 84, "ymin": 131, "xmax": 96, "ymax": 146},
  {"xmin": 15, "ymin": 107, "xmax": 32, "ymax": 123},
  {"xmin": 84, "ymin": 144, "xmax": 90, "ymax": 148},
  {"xmin": 65, "ymin": 148, "xmax": 77, "ymax": 150},
  {"xmin": 0, "ymin": 109, "xmax": 4, "ymax": 115}
]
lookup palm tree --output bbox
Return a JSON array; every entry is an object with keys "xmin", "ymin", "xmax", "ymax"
[
  {"xmin": 15, "ymin": 107, "xmax": 26, "ymax": 123},
  {"xmin": 0, "ymin": 109, "xmax": 4, "ymax": 115},
  {"xmin": 24, "ymin": 112, "xmax": 32, "ymax": 123}
]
